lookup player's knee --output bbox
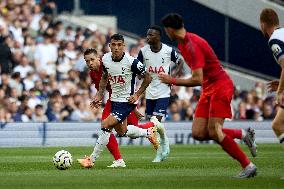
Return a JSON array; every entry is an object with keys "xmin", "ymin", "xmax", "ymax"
[
  {"xmin": 272, "ymin": 120, "xmax": 281, "ymax": 133},
  {"xmin": 192, "ymin": 130, "xmax": 207, "ymax": 141},
  {"xmin": 117, "ymin": 130, "xmax": 127, "ymax": 137},
  {"xmin": 208, "ymin": 130, "xmax": 218, "ymax": 141},
  {"xmin": 101, "ymin": 127, "xmax": 111, "ymax": 133},
  {"xmin": 101, "ymin": 120, "xmax": 111, "ymax": 129}
]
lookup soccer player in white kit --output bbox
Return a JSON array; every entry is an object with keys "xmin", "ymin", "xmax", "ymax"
[
  {"xmin": 78, "ymin": 34, "xmax": 164, "ymax": 168},
  {"xmin": 137, "ymin": 25, "xmax": 183, "ymax": 162},
  {"xmin": 260, "ymin": 9, "xmax": 284, "ymax": 163}
]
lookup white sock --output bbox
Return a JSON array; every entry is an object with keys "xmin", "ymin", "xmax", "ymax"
[
  {"xmin": 278, "ymin": 133, "xmax": 284, "ymax": 149},
  {"xmin": 126, "ymin": 125, "xmax": 148, "ymax": 138},
  {"xmin": 91, "ymin": 130, "xmax": 111, "ymax": 162}
]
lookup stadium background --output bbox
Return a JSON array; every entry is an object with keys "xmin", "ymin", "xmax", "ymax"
[{"xmin": 0, "ymin": 0, "xmax": 284, "ymax": 188}]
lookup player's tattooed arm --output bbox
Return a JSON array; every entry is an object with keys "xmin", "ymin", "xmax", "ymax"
[
  {"xmin": 98, "ymin": 69, "xmax": 108, "ymax": 96},
  {"xmin": 91, "ymin": 69, "xmax": 108, "ymax": 108}
]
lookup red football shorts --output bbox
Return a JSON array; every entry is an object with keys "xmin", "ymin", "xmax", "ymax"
[
  {"xmin": 195, "ymin": 80, "xmax": 233, "ymax": 119},
  {"xmin": 101, "ymin": 99, "xmax": 139, "ymax": 125},
  {"xmin": 127, "ymin": 110, "xmax": 139, "ymax": 126}
]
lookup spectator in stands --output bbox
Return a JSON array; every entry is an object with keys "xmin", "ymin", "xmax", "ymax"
[
  {"xmin": 8, "ymin": 72, "xmax": 23, "ymax": 96},
  {"xmin": 32, "ymin": 104, "xmax": 48, "ymax": 122},
  {"xmin": 262, "ymin": 102, "xmax": 275, "ymax": 119},
  {"xmin": 0, "ymin": 35, "xmax": 13, "ymax": 74},
  {"xmin": 7, "ymin": 97, "xmax": 20, "ymax": 121},
  {"xmin": 21, "ymin": 106, "xmax": 33, "ymax": 122},
  {"xmin": 61, "ymin": 94, "xmax": 76, "ymax": 121},
  {"xmin": 0, "ymin": 107, "xmax": 11, "ymax": 122},
  {"xmin": 70, "ymin": 101, "xmax": 95, "ymax": 122},
  {"xmin": 46, "ymin": 101, "xmax": 65, "ymax": 122},
  {"xmin": 13, "ymin": 55, "xmax": 34, "ymax": 78},
  {"xmin": 27, "ymin": 88, "xmax": 41, "ymax": 109},
  {"xmin": 34, "ymin": 32, "xmax": 57, "ymax": 76}
]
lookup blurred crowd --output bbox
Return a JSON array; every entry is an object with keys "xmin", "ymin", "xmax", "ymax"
[{"xmin": 0, "ymin": 0, "xmax": 279, "ymax": 122}]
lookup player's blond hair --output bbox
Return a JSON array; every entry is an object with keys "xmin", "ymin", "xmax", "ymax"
[{"xmin": 260, "ymin": 8, "xmax": 279, "ymax": 27}]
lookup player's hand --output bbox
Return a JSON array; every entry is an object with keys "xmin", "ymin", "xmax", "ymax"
[
  {"xmin": 158, "ymin": 73, "xmax": 172, "ymax": 84},
  {"xmin": 134, "ymin": 108, "xmax": 144, "ymax": 120},
  {"xmin": 267, "ymin": 80, "xmax": 279, "ymax": 92},
  {"xmin": 128, "ymin": 93, "xmax": 139, "ymax": 104},
  {"xmin": 275, "ymin": 91, "xmax": 284, "ymax": 106},
  {"xmin": 91, "ymin": 94, "xmax": 103, "ymax": 108}
]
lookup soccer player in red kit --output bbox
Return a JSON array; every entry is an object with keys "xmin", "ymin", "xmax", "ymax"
[
  {"xmin": 82, "ymin": 48, "xmax": 162, "ymax": 168},
  {"xmin": 160, "ymin": 13, "xmax": 257, "ymax": 178}
]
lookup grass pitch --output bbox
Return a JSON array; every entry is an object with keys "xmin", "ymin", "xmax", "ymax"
[{"xmin": 0, "ymin": 144, "xmax": 283, "ymax": 189}]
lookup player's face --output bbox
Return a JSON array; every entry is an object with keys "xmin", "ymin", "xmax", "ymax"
[
  {"xmin": 84, "ymin": 53, "xmax": 100, "ymax": 71},
  {"xmin": 109, "ymin": 39, "xmax": 125, "ymax": 60},
  {"xmin": 146, "ymin": 29, "xmax": 160, "ymax": 45}
]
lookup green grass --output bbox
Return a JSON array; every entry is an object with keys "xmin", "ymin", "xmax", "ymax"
[{"xmin": 0, "ymin": 144, "xmax": 283, "ymax": 189}]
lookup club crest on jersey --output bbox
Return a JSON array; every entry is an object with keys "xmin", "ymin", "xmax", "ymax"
[
  {"xmin": 122, "ymin": 67, "xmax": 126, "ymax": 74},
  {"xmin": 148, "ymin": 66, "xmax": 165, "ymax": 74},
  {"xmin": 108, "ymin": 74, "xmax": 125, "ymax": 84},
  {"xmin": 271, "ymin": 44, "xmax": 282, "ymax": 57}
]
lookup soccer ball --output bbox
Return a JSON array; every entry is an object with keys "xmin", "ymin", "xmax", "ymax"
[{"xmin": 53, "ymin": 150, "xmax": 73, "ymax": 170}]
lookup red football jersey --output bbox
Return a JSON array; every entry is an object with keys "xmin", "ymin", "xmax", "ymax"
[
  {"xmin": 178, "ymin": 32, "xmax": 231, "ymax": 93},
  {"xmin": 89, "ymin": 62, "xmax": 112, "ymax": 97}
]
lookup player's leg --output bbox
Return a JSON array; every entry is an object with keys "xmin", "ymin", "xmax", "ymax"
[
  {"xmin": 136, "ymin": 99, "xmax": 156, "ymax": 129},
  {"xmin": 222, "ymin": 127, "xmax": 256, "ymax": 157},
  {"xmin": 192, "ymin": 95, "xmax": 210, "ymax": 141},
  {"xmin": 78, "ymin": 114, "xmax": 118, "ymax": 168},
  {"xmin": 208, "ymin": 117, "xmax": 256, "ymax": 178},
  {"xmin": 150, "ymin": 98, "xmax": 170, "ymax": 162},
  {"xmin": 208, "ymin": 85, "xmax": 256, "ymax": 178},
  {"xmin": 272, "ymin": 107, "xmax": 284, "ymax": 148},
  {"xmin": 102, "ymin": 100, "xmax": 123, "ymax": 163},
  {"xmin": 90, "ymin": 115, "xmax": 118, "ymax": 162},
  {"xmin": 111, "ymin": 102, "xmax": 160, "ymax": 150},
  {"xmin": 128, "ymin": 109, "xmax": 155, "ymax": 129}
]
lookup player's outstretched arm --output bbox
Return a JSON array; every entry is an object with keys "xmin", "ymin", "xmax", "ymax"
[
  {"xmin": 128, "ymin": 72, "xmax": 152, "ymax": 104},
  {"xmin": 158, "ymin": 68, "xmax": 203, "ymax": 87}
]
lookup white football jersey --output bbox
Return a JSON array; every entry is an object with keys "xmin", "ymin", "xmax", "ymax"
[
  {"xmin": 269, "ymin": 28, "xmax": 284, "ymax": 65},
  {"xmin": 102, "ymin": 52, "xmax": 146, "ymax": 102},
  {"xmin": 138, "ymin": 44, "xmax": 179, "ymax": 99}
]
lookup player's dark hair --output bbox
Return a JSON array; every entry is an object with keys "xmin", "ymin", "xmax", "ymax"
[
  {"xmin": 84, "ymin": 48, "xmax": 98, "ymax": 56},
  {"xmin": 260, "ymin": 8, "xmax": 279, "ymax": 27},
  {"xmin": 110, "ymin": 33, "xmax": 124, "ymax": 42},
  {"xmin": 161, "ymin": 13, "xmax": 184, "ymax": 29},
  {"xmin": 149, "ymin": 25, "xmax": 163, "ymax": 36}
]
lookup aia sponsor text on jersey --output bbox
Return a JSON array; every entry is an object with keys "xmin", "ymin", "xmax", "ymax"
[{"xmin": 148, "ymin": 66, "xmax": 165, "ymax": 74}]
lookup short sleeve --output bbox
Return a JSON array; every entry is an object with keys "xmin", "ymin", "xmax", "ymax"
[
  {"xmin": 268, "ymin": 39, "xmax": 284, "ymax": 63},
  {"xmin": 170, "ymin": 48, "xmax": 179, "ymax": 64},
  {"xmin": 137, "ymin": 50, "xmax": 144, "ymax": 63},
  {"xmin": 189, "ymin": 42, "xmax": 205, "ymax": 70},
  {"xmin": 131, "ymin": 59, "xmax": 146, "ymax": 76}
]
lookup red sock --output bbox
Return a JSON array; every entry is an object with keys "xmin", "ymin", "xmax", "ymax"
[
  {"xmin": 137, "ymin": 122, "xmax": 154, "ymax": 129},
  {"xmin": 220, "ymin": 135, "xmax": 250, "ymax": 168},
  {"xmin": 222, "ymin": 128, "xmax": 242, "ymax": 139},
  {"xmin": 106, "ymin": 133, "xmax": 122, "ymax": 160}
]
